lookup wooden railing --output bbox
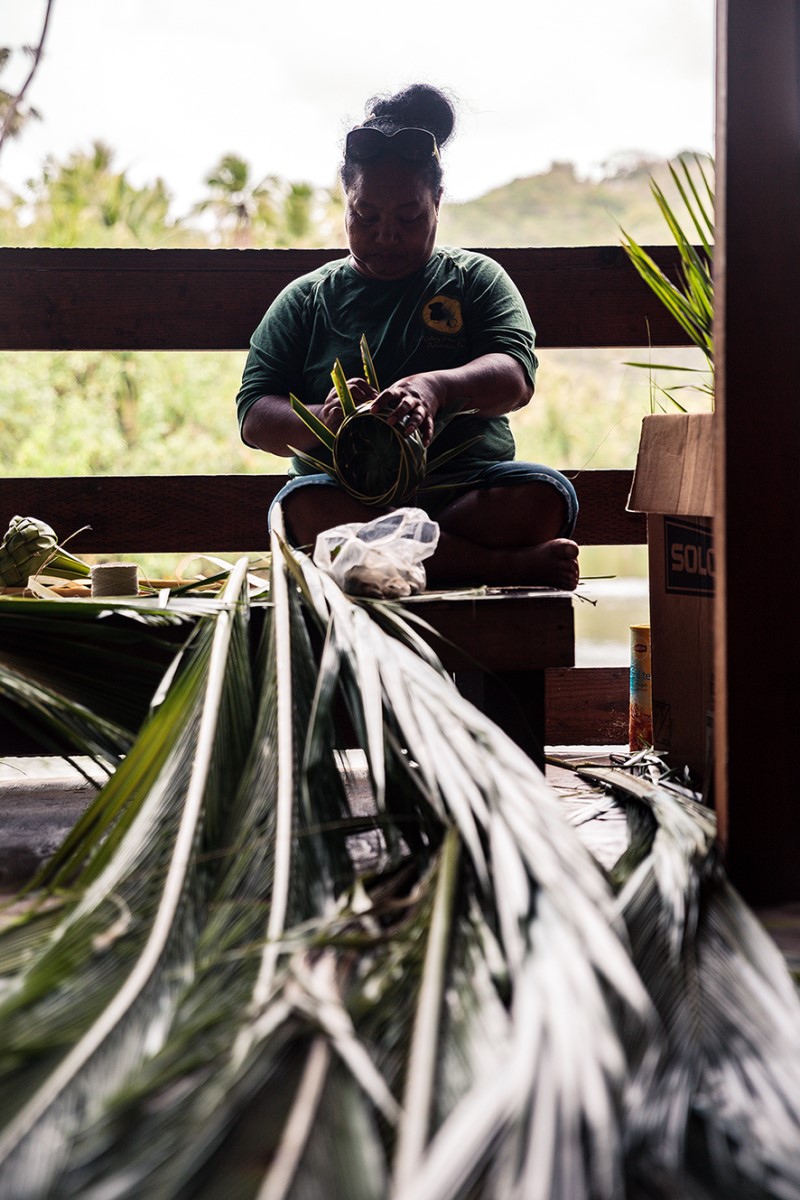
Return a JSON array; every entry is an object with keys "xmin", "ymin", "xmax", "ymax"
[{"xmin": 0, "ymin": 245, "xmax": 690, "ymax": 746}]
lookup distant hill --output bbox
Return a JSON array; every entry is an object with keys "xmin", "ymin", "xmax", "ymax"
[{"xmin": 437, "ymin": 153, "xmax": 713, "ymax": 248}]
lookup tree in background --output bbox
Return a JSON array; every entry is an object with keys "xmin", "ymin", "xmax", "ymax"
[
  {"xmin": 0, "ymin": 0, "xmax": 54, "ymax": 160},
  {"xmin": 20, "ymin": 141, "xmax": 181, "ymax": 247},
  {"xmin": 194, "ymin": 152, "xmax": 343, "ymax": 248},
  {"xmin": 0, "ymin": 47, "xmax": 41, "ymax": 147},
  {"xmin": 194, "ymin": 153, "xmax": 282, "ymax": 247}
]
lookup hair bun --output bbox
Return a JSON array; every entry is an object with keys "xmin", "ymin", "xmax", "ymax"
[{"xmin": 365, "ymin": 83, "xmax": 456, "ymax": 148}]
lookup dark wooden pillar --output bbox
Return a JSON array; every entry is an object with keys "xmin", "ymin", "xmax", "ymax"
[{"xmin": 714, "ymin": 0, "xmax": 800, "ymax": 901}]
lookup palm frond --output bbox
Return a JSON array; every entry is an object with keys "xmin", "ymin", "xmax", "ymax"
[
  {"xmin": 620, "ymin": 155, "xmax": 715, "ymax": 403},
  {"xmin": 0, "ymin": 596, "xmax": 192, "ymax": 737},
  {"xmin": 581, "ymin": 761, "xmax": 800, "ymax": 1200},
  {"xmin": 0, "ymin": 562, "xmax": 258, "ymax": 1197},
  {"xmin": 360, "ymin": 334, "xmax": 380, "ymax": 390},
  {"xmin": 289, "ymin": 391, "xmax": 336, "ymax": 450},
  {"xmin": 332, "ymin": 357, "xmax": 358, "ymax": 416},
  {"xmin": 1, "ymin": 526, "xmax": 798, "ymax": 1200}
]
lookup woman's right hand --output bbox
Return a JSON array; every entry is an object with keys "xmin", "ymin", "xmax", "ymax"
[{"xmin": 318, "ymin": 378, "xmax": 378, "ymax": 433}]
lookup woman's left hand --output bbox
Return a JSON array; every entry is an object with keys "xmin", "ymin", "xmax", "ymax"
[{"xmin": 371, "ymin": 374, "xmax": 444, "ymax": 447}]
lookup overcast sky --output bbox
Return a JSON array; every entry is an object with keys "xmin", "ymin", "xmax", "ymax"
[{"xmin": 2, "ymin": 0, "xmax": 715, "ymax": 215}]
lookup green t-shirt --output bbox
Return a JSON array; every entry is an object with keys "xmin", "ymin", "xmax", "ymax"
[{"xmin": 236, "ymin": 247, "xmax": 538, "ymax": 478}]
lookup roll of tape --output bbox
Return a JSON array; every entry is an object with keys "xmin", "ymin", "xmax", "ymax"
[{"xmin": 90, "ymin": 562, "xmax": 140, "ymax": 597}]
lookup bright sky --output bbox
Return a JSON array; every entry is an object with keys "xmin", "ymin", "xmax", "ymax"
[{"xmin": 2, "ymin": 0, "xmax": 715, "ymax": 215}]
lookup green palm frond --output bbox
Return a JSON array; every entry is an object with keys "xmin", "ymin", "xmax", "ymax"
[
  {"xmin": 331, "ymin": 357, "xmax": 358, "ymax": 417},
  {"xmin": 1, "ymin": 524, "xmax": 798, "ymax": 1198},
  {"xmin": 0, "ymin": 563, "xmax": 257, "ymax": 1196},
  {"xmin": 0, "ymin": 660, "xmax": 131, "ymax": 774},
  {"xmin": 360, "ymin": 333, "xmax": 380, "ymax": 390},
  {"xmin": 0, "ymin": 596, "xmax": 192, "ymax": 738},
  {"xmin": 424, "ymin": 434, "xmax": 485, "ymax": 475},
  {"xmin": 332, "ymin": 404, "xmax": 428, "ymax": 507},
  {"xmin": 580, "ymin": 760, "xmax": 800, "ymax": 1200},
  {"xmin": 289, "ymin": 391, "xmax": 336, "ymax": 451},
  {"xmin": 621, "ymin": 155, "xmax": 714, "ymax": 409}
]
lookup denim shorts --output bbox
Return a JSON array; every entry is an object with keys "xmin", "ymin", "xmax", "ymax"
[{"xmin": 269, "ymin": 460, "xmax": 578, "ymax": 542}]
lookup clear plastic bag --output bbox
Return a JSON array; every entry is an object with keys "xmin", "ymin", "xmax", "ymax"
[{"xmin": 312, "ymin": 507, "xmax": 440, "ymax": 598}]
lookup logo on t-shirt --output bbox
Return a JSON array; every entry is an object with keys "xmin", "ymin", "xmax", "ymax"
[{"xmin": 422, "ymin": 295, "xmax": 463, "ymax": 334}]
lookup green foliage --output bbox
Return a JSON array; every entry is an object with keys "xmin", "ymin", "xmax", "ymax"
[
  {"xmin": 620, "ymin": 155, "xmax": 714, "ymax": 409},
  {"xmin": 192, "ymin": 155, "xmax": 337, "ymax": 248},
  {"xmin": 0, "ymin": 143, "xmax": 345, "ymax": 249},
  {"xmin": 0, "ymin": 349, "xmax": 284, "ymax": 477},
  {"xmin": 10, "ymin": 142, "xmax": 187, "ymax": 248}
]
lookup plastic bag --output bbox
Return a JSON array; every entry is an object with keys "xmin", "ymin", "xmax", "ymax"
[{"xmin": 313, "ymin": 507, "xmax": 440, "ymax": 598}]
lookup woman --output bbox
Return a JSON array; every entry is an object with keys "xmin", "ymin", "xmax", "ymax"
[{"xmin": 236, "ymin": 84, "xmax": 580, "ymax": 590}]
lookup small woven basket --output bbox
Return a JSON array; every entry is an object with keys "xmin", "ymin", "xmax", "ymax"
[{"xmin": 332, "ymin": 403, "xmax": 427, "ymax": 507}]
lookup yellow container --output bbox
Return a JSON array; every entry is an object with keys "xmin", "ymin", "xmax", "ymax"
[{"xmin": 629, "ymin": 623, "xmax": 653, "ymax": 750}]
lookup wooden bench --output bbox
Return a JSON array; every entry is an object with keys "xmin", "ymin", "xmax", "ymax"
[{"xmin": 0, "ymin": 245, "xmax": 688, "ymax": 757}]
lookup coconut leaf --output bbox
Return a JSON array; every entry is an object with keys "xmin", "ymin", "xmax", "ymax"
[
  {"xmin": 332, "ymin": 407, "xmax": 427, "ymax": 507},
  {"xmin": 0, "ymin": 660, "xmax": 131, "ymax": 773},
  {"xmin": 331, "ymin": 357, "xmax": 358, "ymax": 417},
  {"xmin": 581, "ymin": 762, "xmax": 800, "ymax": 1200},
  {"xmin": 286, "ymin": 444, "xmax": 334, "ymax": 479},
  {"xmin": 425, "ymin": 434, "xmax": 485, "ymax": 475},
  {"xmin": 0, "ymin": 596, "xmax": 191, "ymax": 736},
  {"xmin": 282, "ymin": 541, "xmax": 654, "ymax": 1196},
  {"xmin": 620, "ymin": 156, "xmax": 715, "ymax": 406},
  {"xmin": 360, "ymin": 334, "xmax": 380, "ymax": 391},
  {"xmin": 289, "ymin": 391, "xmax": 336, "ymax": 450},
  {"xmin": 0, "ymin": 562, "xmax": 257, "ymax": 1196}
]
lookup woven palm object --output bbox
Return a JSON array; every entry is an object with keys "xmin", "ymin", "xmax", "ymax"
[
  {"xmin": 330, "ymin": 401, "xmax": 427, "ymax": 506},
  {"xmin": 289, "ymin": 337, "xmax": 479, "ymax": 507},
  {"xmin": 0, "ymin": 514, "xmax": 90, "ymax": 587}
]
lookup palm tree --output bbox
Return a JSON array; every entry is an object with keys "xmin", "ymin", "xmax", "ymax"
[
  {"xmin": 194, "ymin": 154, "xmax": 285, "ymax": 248},
  {"xmin": 195, "ymin": 155, "xmax": 340, "ymax": 249},
  {"xmin": 1, "ymin": 521, "xmax": 799, "ymax": 1199}
]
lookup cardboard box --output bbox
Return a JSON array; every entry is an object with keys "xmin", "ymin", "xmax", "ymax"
[{"xmin": 627, "ymin": 413, "xmax": 715, "ymax": 782}]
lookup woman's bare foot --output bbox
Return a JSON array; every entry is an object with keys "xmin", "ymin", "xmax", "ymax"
[
  {"xmin": 426, "ymin": 535, "xmax": 581, "ymax": 589},
  {"xmin": 520, "ymin": 538, "xmax": 580, "ymax": 590}
]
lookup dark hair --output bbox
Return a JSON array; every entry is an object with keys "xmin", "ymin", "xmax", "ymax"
[{"xmin": 341, "ymin": 83, "xmax": 457, "ymax": 193}]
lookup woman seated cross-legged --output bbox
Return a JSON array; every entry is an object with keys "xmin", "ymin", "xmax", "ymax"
[{"xmin": 236, "ymin": 83, "xmax": 580, "ymax": 591}]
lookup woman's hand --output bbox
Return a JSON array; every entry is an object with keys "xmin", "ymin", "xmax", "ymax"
[
  {"xmin": 371, "ymin": 374, "xmax": 445, "ymax": 447},
  {"xmin": 319, "ymin": 377, "xmax": 378, "ymax": 433}
]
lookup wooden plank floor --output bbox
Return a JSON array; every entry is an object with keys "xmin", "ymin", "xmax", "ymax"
[{"xmin": 544, "ymin": 748, "xmax": 631, "ymax": 869}]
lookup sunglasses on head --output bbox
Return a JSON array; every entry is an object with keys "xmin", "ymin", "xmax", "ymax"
[{"xmin": 345, "ymin": 126, "xmax": 440, "ymax": 164}]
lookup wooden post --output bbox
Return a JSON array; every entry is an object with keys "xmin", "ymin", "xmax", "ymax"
[{"xmin": 714, "ymin": 0, "xmax": 800, "ymax": 901}]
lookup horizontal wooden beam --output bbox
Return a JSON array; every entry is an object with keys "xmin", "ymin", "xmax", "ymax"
[
  {"xmin": 546, "ymin": 666, "xmax": 629, "ymax": 745},
  {"xmin": 0, "ymin": 246, "xmax": 692, "ymax": 351},
  {"xmin": 568, "ymin": 469, "xmax": 644, "ymax": 545},
  {"xmin": 0, "ymin": 663, "xmax": 631, "ymax": 757},
  {"xmin": 0, "ymin": 469, "xmax": 644, "ymax": 555}
]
